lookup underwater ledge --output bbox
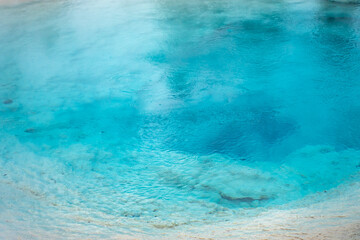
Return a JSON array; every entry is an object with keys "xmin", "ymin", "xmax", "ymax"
[
  {"xmin": 1, "ymin": 174, "xmax": 360, "ymax": 239},
  {"xmin": 179, "ymin": 179, "xmax": 360, "ymax": 240}
]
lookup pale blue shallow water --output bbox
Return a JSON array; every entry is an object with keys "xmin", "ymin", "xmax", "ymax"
[{"xmin": 0, "ymin": 0, "xmax": 360, "ymax": 238}]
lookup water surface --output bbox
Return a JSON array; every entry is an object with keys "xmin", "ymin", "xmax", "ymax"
[{"xmin": 1, "ymin": 0, "xmax": 360, "ymax": 238}]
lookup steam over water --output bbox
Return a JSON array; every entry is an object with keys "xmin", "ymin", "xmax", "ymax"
[{"xmin": 1, "ymin": 0, "xmax": 360, "ymax": 238}]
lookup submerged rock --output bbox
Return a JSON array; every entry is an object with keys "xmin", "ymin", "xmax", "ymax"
[
  {"xmin": 3, "ymin": 99, "xmax": 13, "ymax": 104},
  {"xmin": 24, "ymin": 128, "xmax": 36, "ymax": 133},
  {"xmin": 219, "ymin": 193, "xmax": 269, "ymax": 203}
]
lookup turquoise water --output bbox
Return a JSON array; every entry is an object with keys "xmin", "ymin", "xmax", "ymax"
[{"xmin": 1, "ymin": 0, "xmax": 360, "ymax": 238}]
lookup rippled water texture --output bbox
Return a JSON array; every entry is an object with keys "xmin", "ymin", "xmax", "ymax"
[{"xmin": 1, "ymin": 0, "xmax": 360, "ymax": 238}]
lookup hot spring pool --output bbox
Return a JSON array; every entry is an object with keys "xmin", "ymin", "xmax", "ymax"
[{"xmin": 1, "ymin": 0, "xmax": 360, "ymax": 239}]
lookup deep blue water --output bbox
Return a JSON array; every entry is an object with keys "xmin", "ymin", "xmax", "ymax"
[{"xmin": 1, "ymin": 0, "xmax": 360, "ymax": 237}]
